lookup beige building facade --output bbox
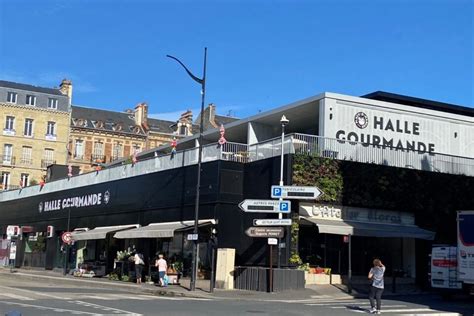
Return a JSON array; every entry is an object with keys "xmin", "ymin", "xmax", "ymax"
[
  {"xmin": 68, "ymin": 103, "xmax": 194, "ymax": 173},
  {"xmin": 0, "ymin": 80, "xmax": 72, "ymax": 190}
]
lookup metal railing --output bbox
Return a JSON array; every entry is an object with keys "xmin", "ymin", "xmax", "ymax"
[
  {"xmin": 289, "ymin": 133, "xmax": 474, "ymax": 177},
  {"xmin": 91, "ymin": 154, "xmax": 106, "ymax": 163},
  {"xmin": 1, "ymin": 134, "xmax": 473, "ymax": 201},
  {"xmin": 41, "ymin": 159, "xmax": 56, "ymax": 169},
  {"xmin": 1, "ymin": 155, "xmax": 15, "ymax": 166},
  {"xmin": 19, "ymin": 157, "xmax": 33, "ymax": 165}
]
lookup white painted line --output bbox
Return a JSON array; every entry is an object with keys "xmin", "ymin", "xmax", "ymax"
[
  {"xmin": 73, "ymin": 300, "xmax": 141, "ymax": 315},
  {"xmin": 0, "ymin": 292, "xmax": 36, "ymax": 301},
  {"xmin": 2, "ymin": 301, "xmax": 99, "ymax": 315},
  {"xmin": 380, "ymin": 308, "xmax": 450, "ymax": 313},
  {"xmin": 331, "ymin": 304, "xmax": 407, "ymax": 309},
  {"xmin": 397, "ymin": 314, "xmax": 462, "ymax": 316},
  {"xmin": 0, "ymin": 284, "xmax": 71, "ymax": 300}
]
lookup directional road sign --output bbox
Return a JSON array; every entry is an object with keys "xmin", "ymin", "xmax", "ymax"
[
  {"xmin": 253, "ymin": 219, "xmax": 292, "ymax": 226},
  {"xmin": 271, "ymin": 185, "xmax": 322, "ymax": 200},
  {"xmin": 245, "ymin": 227, "xmax": 284, "ymax": 238},
  {"xmin": 239, "ymin": 199, "xmax": 291, "ymax": 213}
]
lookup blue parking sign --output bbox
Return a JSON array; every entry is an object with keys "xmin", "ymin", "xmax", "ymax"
[
  {"xmin": 272, "ymin": 186, "xmax": 282, "ymax": 197},
  {"xmin": 279, "ymin": 201, "xmax": 289, "ymax": 212}
]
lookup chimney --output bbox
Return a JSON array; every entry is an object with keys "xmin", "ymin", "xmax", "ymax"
[
  {"xmin": 208, "ymin": 103, "xmax": 217, "ymax": 127},
  {"xmin": 59, "ymin": 79, "xmax": 73, "ymax": 99},
  {"xmin": 134, "ymin": 102, "xmax": 148, "ymax": 127}
]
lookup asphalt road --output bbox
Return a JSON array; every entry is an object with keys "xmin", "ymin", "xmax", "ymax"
[{"xmin": 0, "ymin": 275, "xmax": 472, "ymax": 316}]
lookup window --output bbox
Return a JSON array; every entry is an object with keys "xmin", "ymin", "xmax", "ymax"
[
  {"xmin": 92, "ymin": 141, "xmax": 104, "ymax": 162},
  {"xmin": 7, "ymin": 92, "xmax": 17, "ymax": 103},
  {"xmin": 48, "ymin": 98, "xmax": 58, "ymax": 109},
  {"xmin": 1, "ymin": 172, "xmax": 10, "ymax": 190},
  {"xmin": 74, "ymin": 140, "xmax": 84, "ymax": 159},
  {"xmin": 26, "ymin": 95, "xmax": 36, "ymax": 106},
  {"xmin": 179, "ymin": 125, "xmax": 188, "ymax": 135},
  {"xmin": 46, "ymin": 121, "xmax": 55, "ymax": 135},
  {"xmin": 5, "ymin": 116, "xmax": 14, "ymax": 130},
  {"xmin": 20, "ymin": 173, "xmax": 29, "ymax": 187},
  {"xmin": 3, "ymin": 144, "xmax": 13, "ymax": 164},
  {"xmin": 132, "ymin": 143, "xmax": 141, "ymax": 154},
  {"xmin": 112, "ymin": 142, "xmax": 123, "ymax": 161},
  {"xmin": 24, "ymin": 118, "xmax": 34, "ymax": 137},
  {"xmin": 21, "ymin": 146, "xmax": 32, "ymax": 165},
  {"xmin": 42, "ymin": 148, "xmax": 54, "ymax": 168}
]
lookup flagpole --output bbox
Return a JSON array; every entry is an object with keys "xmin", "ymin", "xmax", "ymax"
[{"xmin": 167, "ymin": 48, "xmax": 207, "ymax": 292}]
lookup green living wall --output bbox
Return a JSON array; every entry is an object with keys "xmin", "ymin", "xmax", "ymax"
[{"xmin": 292, "ymin": 154, "xmax": 474, "ymax": 243}]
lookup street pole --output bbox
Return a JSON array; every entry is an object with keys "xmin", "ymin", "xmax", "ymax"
[
  {"xmin": 278, "ymin": 115, "xmax": 289, "ymax": 268},
  {"xmin": 167, "ymin": 48, "xmax": 207, "ymax": 292},
  {"xmin": 63, "ymin": 207, "xmax": 71, "ymax": 275},
  {"xmin": 269, "ymin": 244, "xmax": 273, "ymax": 292}
]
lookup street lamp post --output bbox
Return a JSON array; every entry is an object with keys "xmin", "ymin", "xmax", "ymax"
[
  {"xmin": 278, "ymin": 115, "xmax": 289, "ymax": 268},
  {"xmin": 167, "ymin": 48, "xmax": 207, "ymax": 291}
]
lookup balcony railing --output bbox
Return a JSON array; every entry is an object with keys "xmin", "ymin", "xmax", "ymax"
[
  {"xmin": 110, "ymin": 155, "xmax": 123, "ymax": 162},
  {"xmin": 1, "ymin": 155, "xmax": 15, "ymax": 166},
  {"xmin": 20, "ymin": 157, "xmax": 33, "ymax": 165},
  {"xmin": 247, "ymin": 133, "xmax": 474, "ymax": 177},
  {"xmin": 73, "ymin": 154, "xmax": 84, "ymax": 161},
  {"xmin": 41, "ymin": 159, "xmax": 56, "ymax": 169},
  {"xmin": 91, "ymin": 154, "xmax": 106, "ymax": 164}
]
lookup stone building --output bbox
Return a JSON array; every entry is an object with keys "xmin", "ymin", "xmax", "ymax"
[
  {"xmin": 0, "ymin": 79, "xmax": 72, "ymax": 190},
  {"xmin": 68, "ymin": 103, "xmax": 196, "ymax": 173}
]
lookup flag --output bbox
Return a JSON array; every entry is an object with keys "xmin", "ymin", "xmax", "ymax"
[{"xmin": 218, "ymin": 124, "xmax": 227, "ymax": 146}]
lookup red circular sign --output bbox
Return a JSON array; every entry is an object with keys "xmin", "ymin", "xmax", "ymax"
[{"xmin": 61, "ymin": 232, "xmax": 73, "ymax": 244}]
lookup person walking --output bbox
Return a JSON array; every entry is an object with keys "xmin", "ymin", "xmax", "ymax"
[
  {"xmin": 155, "ymin": 254, "xmax": 168, "ymax": 287},
  {"xmin": 368, "ymin": 258, "xmax": 385, "ymax": 314},
  {"xmin": 134, "ymin": 251, "xmax": 145, "ymax": 285}
]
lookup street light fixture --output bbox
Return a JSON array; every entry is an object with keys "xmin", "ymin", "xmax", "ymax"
[
  {"xmin": 278, "ymin": 115, "xmax": 289, "ymax": 268},
  {"xmin": 166, "ymin": 48, "xmax": 207, "ymax": 292}
]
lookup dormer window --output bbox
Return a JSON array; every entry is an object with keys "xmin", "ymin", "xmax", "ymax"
[
  {"xmin": 26, "ymin": 95, "xmax": 36, "ymax": 106},
  {"xmin": 179, "ymin": 125, "xmax": 188, "ymax": 135},
  {"xmin": 113, "ymin": 123, "xmax": 123, "ymax": 131},
  {"xmin": 7, "ymin": 92, "xmax": 17, "ymax": 103},
  {"xmin": 48, "ymin": 98, "xmax": 58, "ymax": 109},
  {"xmin": 96, "ymin": 120, "xmax": 104, "ymax": 129},
  {"xmin": 133, "ymin": 126, "xmax": 141, "ymax": 134}
]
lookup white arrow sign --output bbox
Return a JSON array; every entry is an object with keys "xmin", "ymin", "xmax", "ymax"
[
  {"xmin": 271, "ymin": 185, "xmax": 323, "ymax": 200},
  {"xmin": 239, "ymin": 199, "xmax": 291, "ymax": 213},
  {"xmin": 253, "ymin": 219, "xmax": 292, "ymax": 226}
]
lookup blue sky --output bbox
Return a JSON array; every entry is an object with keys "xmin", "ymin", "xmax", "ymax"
[{"xmin": 0, "ymin": 0, "xmax": 472, "ymax": 121}]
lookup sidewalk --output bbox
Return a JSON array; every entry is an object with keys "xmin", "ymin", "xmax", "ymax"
[{"xmin": 0, "ymin": 267, "xmax": 431, "ymax": 302}]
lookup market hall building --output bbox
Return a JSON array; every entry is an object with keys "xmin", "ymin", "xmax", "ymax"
[{"xmin": 0, "ymin": 91, "xmax": 473, "ymax": 288}]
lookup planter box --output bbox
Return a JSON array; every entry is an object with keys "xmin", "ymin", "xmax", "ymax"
[{"xmin": 305, "ymin": 272, "xmax": 341, "ymax": 285}]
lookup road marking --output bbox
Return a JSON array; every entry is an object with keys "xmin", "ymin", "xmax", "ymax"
[
  {"xmin": 72, "ymin": 300, "xmax": 142, "ymax": 315},
  {"xmin": 372, "ymin": 308, "xmax": 457, "ymax": 313},
  {"xmin": 0, "ymin": 284, "xmax": 72, "ymax": 300},
  {"xmin": 2, "ymin": 301, "xmax": 100, "ymax": 315},
  {"xmin": 330, "ymin": 304, "xmax": 407, "ymax": 309},
  {"xmin": 396, "ymin": 314, "xmax": 462, "ymax": 316},
  {"xmin": 0, "ymin": 292, "xmax": 36, "ymax": 301}
]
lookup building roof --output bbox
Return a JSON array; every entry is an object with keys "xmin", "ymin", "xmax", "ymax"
[
  {"xmin": 71, "ymin": 105, "xmax": 147, "ymax": 136},
  {"xmin": 0, "ymin": 80, "xmax": 64, "ymax": 96},
  {"xmin": 148, "ymin": 117, "xmax": 175, "ymax": 134},
  {"xmin": 362, "ymin": 91, "xmax": 474, "ymax": 117}
]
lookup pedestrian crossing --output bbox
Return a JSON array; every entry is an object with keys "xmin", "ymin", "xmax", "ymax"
[{"xmin": 300, "ymin": 297, "xmax": 463, "ymax": 315}]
